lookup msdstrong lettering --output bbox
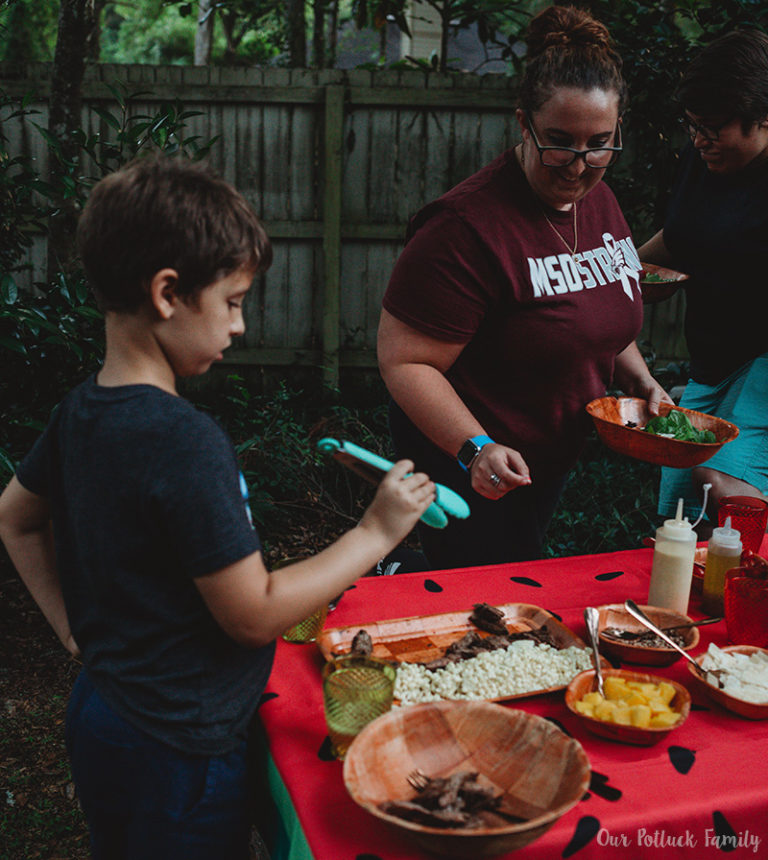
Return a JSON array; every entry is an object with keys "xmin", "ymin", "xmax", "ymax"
[{"xmin": 527, "ymin": 233, "xmax": 641, "ymax": 299}]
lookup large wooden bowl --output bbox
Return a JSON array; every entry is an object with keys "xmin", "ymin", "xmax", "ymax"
[
  {"xmin": 565, "ymin": 668, "xmax": 691, "ymax": 746},
  {"xmin": 596, "ymin": 603, "xmax": 700, "ymax": 667},
  {"xmin": 586, "ymin": 397, "xmax": 739, "ymax": 468},
  {"xmin": 640, "ymin": 262, "xmax": 689, "ymax": 304},
  {"xmin": 343, "ymin": 700, "xmax": 590, "ymax": 858},
  {"xmin": 686, "ymin": 645, "xmax": 768, "ymax": 720}
]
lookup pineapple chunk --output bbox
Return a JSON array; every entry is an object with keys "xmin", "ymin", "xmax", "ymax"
[
  {"xmin": 595, "ymin": 699, "xmax": 618, "ymax": 722},
  {"xmin": 629, "ymin": 704, "xmax": 652, "ymax": 727},
  {"xmin": 575, "ymin": 678, "xmax": 681, "ymax": 731},
  {"xmin": 657, "ymin": 681, "xmax": 677, "ymax": 705},
  {"xmin": 612, "ymin": 707, "xmax": 632, "ymax": 725},
  {"xmin": 650, "ymin": 710, "xmax": 680, "ymax": 728},
  {"xmin": 628, "ymin": 682, "xmax": 660, "ymax": 698},
  {"xmin": 574, "ymin": 700, "xmax": 595, "ymax": 717},
  {"xmin": 603, "ymin": 676, "xmax": 627, "ymax": 699},
  {"xmin": 647, "ymin": 697, "xmax": 672, "ymax": 716},
  {"xmin": 622, "ymin": 689, "xmax": 648, "ymax": 706}
]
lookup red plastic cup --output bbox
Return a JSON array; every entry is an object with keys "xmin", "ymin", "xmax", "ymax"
[
  {"xmin": 718, "ymin": 496, "xmax": 768, "ymax": 555},
  {"xmin": 724, "ymin": 570, "xmax": 768, "ymax": 648}
]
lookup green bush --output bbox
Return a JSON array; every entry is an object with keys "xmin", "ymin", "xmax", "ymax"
[{"xmin": 0, "ymin": 83, "xmax": 220, "ymax": 483}]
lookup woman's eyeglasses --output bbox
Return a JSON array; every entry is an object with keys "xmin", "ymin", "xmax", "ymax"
[
  {"xmin": 525, "ymin": 111, "xmax": 623, "ymax": 169},
  {"xmin": 678, "ymin": 115, "xmax": 731, "ymax": 142}
]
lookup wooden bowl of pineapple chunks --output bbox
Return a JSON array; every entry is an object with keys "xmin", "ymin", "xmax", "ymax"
[{"xmin": 565, "ymin": 669, "xmax": 691, "ymax": 746}]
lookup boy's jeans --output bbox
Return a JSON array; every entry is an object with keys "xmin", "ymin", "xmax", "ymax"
[{"xmin": 65, "ymin": 670, "xmax": 251, "ymax": 860}]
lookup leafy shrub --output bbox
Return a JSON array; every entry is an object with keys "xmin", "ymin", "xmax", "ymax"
[{"xmin": 0, "ymin": 84, "xmax": 220, "ymax": 483}]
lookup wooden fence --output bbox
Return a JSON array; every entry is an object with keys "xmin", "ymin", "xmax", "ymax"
[{"xmin": 1, "ymin": 63, "xmax": 687, "ymax": 387}]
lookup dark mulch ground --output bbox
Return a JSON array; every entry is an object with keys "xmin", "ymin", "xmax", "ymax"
[{"xmin": 0, "ymin": 562, "xmax": 88, "ymax": 860}]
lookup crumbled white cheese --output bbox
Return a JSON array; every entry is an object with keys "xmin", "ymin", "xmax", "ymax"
[
  {"xmin": 393, "ymin": 640, "xmax": 592, "ymax": 706},
  {"xmin": 699, "ymin": 643, "xmax": 768, "ymax": 704}
]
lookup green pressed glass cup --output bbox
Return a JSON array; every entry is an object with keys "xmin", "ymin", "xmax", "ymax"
[
  {"xmin": 281, "ymin": 603, "xmax": 328, "ymax": 643},
  {"xmin": 322, "ymin": 656, "xmax": 396, "ymax": 760}
]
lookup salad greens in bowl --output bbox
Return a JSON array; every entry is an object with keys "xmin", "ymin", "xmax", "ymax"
[{"xmin": 586, "ymin": 397, "xmax": 739, "ymax": 468}]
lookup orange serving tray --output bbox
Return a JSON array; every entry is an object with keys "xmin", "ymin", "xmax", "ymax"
[{"xmin": 316, "ymin": 603, "xmax": 593, "ymax": 701}]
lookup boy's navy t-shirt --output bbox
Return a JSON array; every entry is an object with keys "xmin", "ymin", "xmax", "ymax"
[{"xmin": 17, "ymin": 376, "xmax": 274, "ymax": 755}]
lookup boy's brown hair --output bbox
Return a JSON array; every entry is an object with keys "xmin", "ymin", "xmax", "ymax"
[{"xmin": 77, "ymin": 155, "xmax": 272, "ymax": 312}]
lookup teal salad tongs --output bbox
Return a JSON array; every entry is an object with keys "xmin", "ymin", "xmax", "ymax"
[{"xmin": 316, "ymin": 437, "xmax": 470, "ymax": 529}]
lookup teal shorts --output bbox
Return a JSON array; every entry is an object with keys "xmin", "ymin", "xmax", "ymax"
[{"xmin": 658, "ymin": 353, "xmax": 768, "ymax": 521}]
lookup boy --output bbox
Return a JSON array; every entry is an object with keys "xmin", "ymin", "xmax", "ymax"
[{"xmin": 0, "ymin": 156, "xmax": 435, "ymax": 859}]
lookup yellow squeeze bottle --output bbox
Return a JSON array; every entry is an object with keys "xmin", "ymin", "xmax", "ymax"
[{"xmin": 702, "ymin": 517, "xmax": 742, "ymax": 615}]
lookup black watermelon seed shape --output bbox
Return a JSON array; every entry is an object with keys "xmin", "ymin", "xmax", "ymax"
[
  {"xmin": 589, "ymin": 771, "xmax": 622, "ymax": 802},
  {"xmin": 318, "ymin": 736, "xmax": 336, "ymax": 761},
  {"xmin": 595, "ymin": 571, "xmax": 624, "ymax": 581},
  {"xmin": 257, "ymin": 691, "xmax": 279, "ymax": 708},
  {"xmin": 668, "ymin": 746, "xmax": 696, "ymax": 774},
  {"xmin": 562, "ymin": 815, "xmax": 601, "ymax": 857},
  {"xmin": 424, "ymin": 579, "xmax": 443, "ymax": 592},
  {"xmin": 509, "ymin": 576, "xmax": 542, "ymax": 587},
  {"xmin": 712, "ymin": 810, "xmax": 738, "ymax": 847}
]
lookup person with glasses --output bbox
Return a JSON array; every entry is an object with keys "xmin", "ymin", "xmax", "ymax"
[
  {"xmin": 377, "ymin": 5, "xmax": 671, "ymax": 569},
  {"xmin": 639, "ymin": 29, "xmax": 768, "ymax": 536}
]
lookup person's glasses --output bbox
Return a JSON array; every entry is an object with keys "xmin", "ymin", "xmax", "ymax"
[
  {"xmin": 678, "ymin": 115, "xmax": 731, "ymax": 142},
  {"xmin": 525, "ymin": 111, "xmax": 622, "ymax": 169}
]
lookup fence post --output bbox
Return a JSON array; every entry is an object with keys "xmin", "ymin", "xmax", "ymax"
[{"xmin": 322, "ymin": 85, "xmax": 345, "ymax": 390}]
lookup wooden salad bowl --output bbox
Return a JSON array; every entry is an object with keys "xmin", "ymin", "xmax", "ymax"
[
  {"xmin": 639, "ymin": 261, "xmax": 689, "ymax": 303},
  {"xmin": 343, "ymin": 700, "xmax": 590, "ymax": 858},
  {"xmin": 586, "ymin": 397, "xmax": 739, "ymax": 468}
]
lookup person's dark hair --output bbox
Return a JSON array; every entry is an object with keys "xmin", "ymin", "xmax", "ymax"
[
  {"xmin": 77, "ymin": 155, "xmax": 272, "ymax": 312},
  {"xmin": 676, "ymin": 28, "xmax": 768, "ymax": 133},
  {"xmin": 519, "ymin": 5, "xmax": 627, "ymax": 114}
]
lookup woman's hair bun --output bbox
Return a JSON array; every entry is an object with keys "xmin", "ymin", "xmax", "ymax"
[{"xmin": 526, "ymin": 5, "xmax": 613, "ymax": 62}]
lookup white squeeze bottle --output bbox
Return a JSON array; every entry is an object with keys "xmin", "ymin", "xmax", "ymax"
[{"xmin": 647, "ymin": 498, "xmax": 697, "ymax": 614}]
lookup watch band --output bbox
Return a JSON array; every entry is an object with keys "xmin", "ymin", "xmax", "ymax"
[{"xmin": 457, "ymin": 435, "xmax": 495, "ymax": 471}]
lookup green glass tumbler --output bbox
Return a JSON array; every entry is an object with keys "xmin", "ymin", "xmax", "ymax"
[{"xmin": 322, "ymin": 656, "xmax": 396, "ymax": 760}]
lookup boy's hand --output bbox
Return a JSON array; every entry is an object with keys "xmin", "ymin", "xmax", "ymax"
[
  {"xmin": 65, "ymin": 633, "xmax": 81, "ymax": 659},
  {"xmin": 359, "ymin": 459, "xmax": 435, "ymax": 546}
]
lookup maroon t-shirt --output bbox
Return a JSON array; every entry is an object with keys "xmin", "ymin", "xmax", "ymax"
[{"xmin": 383, "ymin": 149, "xmax": 643, "ymax": 479}]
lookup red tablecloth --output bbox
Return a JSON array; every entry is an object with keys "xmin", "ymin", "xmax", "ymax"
[{"xmin": 259, "ymin": 542, "xmax": 768, "ymax": 859}]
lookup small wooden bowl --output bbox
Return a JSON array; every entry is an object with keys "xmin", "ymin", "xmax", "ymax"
[
  {"xmin": 686, "ymin": 645, "xmax": 768, "ymax": 720},
  {"xmin": 640, "ymin": 262, "xmax": 689, "ymax": 303},
  {"xmin": 565, "ymin": 668, "xmax": 691, "ymax": 746},
  {"xmin": 585, "ymin": 397, "xmax": 739, "ymax": 468},
  {"xmin": 343, "ymin": 700, "xmax": 590, "ymax": 858},
  {"xmin": 596, "ymin": 603, "xmax": 700, "ymax": 667}
]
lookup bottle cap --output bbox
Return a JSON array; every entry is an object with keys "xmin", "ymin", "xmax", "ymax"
[
  {"xmin": 710, "ymin": 516, "xmax": 742, "ymax": 551},
  {"xmin": 659, "ymin": 498, "xmax": 695, "ymax": 541}
]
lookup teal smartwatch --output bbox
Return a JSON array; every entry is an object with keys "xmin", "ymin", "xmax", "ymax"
[{"xmin": 457, "ymin": 435, "xmax": 495, "ymax": 472}]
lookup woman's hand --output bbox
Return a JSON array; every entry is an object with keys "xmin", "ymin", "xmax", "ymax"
[
  {"xmin": 469, "ymin": 444, "xmax": 531, "ymax": 500},
  {"xmin": 634, "ymin": 377, "xmax": 675, "ymax": 416},
  {"xmin": 613, "ymin": 343, "xmax": 674, "ymax": 417}
]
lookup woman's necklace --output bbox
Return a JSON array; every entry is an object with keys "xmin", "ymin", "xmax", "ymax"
[{"xmin": 540, "ymin": 201, "xmax": 578, "ymax": 257}]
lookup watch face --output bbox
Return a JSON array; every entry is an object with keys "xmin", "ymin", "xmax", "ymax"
[{"xmin": 457, "ymin": 438, "xmax": 479, "ymax": 467}]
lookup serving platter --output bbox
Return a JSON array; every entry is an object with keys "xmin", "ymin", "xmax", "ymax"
[
  {"xmin": 316, "ymin": 603, "xmax": 594, "ymax": 702},
  {"xmin": 686, "ymin": 645, "xmax": 768, "ymax": 720}
]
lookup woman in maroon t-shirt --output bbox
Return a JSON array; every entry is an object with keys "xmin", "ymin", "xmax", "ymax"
[{"xmin": 378, "ymin": 5, "xmax": 672, "ymax": 569}]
